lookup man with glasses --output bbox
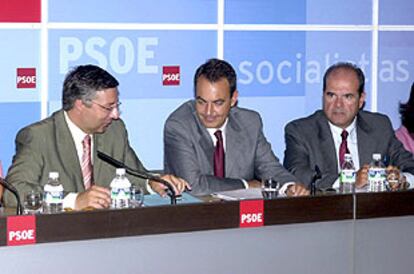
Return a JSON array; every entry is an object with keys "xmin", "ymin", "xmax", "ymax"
[{"xmin": 5, "ymin": 64, "xmax": 189, "ymax": 210}]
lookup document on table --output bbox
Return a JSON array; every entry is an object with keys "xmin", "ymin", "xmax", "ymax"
[
  {"xmin": 144, "ymin": 192, "xmax": 202, "ymax": 206},
  {"xmin": 212, "ymin": 188, "xmax": 263, "ymax": 201}
]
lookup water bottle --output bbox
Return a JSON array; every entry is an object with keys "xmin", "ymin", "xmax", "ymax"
[
  {"xmin": 43, "ymin": 172, "xmax": 64, "ymax": 214},
  {"xmin": 368, "ymin": 153, "xmax": 386, "ymax": 192},
  {"xmin": 110, "ymin": 168, "xmax": 131, "ymax": 209},
  {"xmin": 339, "ymin": 153, "xmax": 356, "ymax": 193}
]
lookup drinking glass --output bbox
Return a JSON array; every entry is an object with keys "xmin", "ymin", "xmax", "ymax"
[
  {"xmin": 386, "ymin": 168, "xmax": 403, "ymax": 191},
  {"xmin": 261, "ymin": 179, "xmax": 280, "ymax": 200},
  {"xmin": 130, "ymin": 185, "xmax": 144, "ymax": 208},
  {"xmin": 24, "ymin": 189, "xmax": 43, "ymax": 214}
]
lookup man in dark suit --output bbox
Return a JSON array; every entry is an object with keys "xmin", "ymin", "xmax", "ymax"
[
  {"xmin": 5, "ymin": 65, "xmax": 188, "ymax": 209},
  {"xmin": 164, "ymin": 58, "xmax": 308, "ymax": 196},
  {"xmin": 284, "ymin": 62, "xmax": 414, "ymax": 189}
]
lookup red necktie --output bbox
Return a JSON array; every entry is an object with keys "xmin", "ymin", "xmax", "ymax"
[
  {"xmin": 339, "ymin": 130, "xmax": 350, "ymax": 167},
  {"xmin": 81, "ymin": 135, "xmax": 93, "ymax": 189},
  {"xmin": 214, "ymin": 130, "xmax": 225, "ymax": 178}
]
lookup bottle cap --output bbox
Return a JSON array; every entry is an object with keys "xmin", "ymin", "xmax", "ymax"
[
  {"xmin": 116, "ymin": 168, "xmax": 126, "ymax": 176},
  {"xmin": 372, "ymin": 153, "xmax": 381, "ymax": 161},
  {"xmin": 49, "ymin": 171, "xmax": 59, "ymax": 179}
]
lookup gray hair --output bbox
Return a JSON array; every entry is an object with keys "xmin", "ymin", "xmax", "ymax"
[{"xmin": 62, "ymin": 64, "xmax": 119, "ymax": 110}]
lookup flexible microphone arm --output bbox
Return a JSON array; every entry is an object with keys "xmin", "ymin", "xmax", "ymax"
[
  {"xmin": 310, "ymin": 165, "xmax": 322, "ymax": 196},
  {"xmin": 97, "ymin": 151, "xmax": 177, "ymax": 205},
  {"xmin": 0, "ymin": 177, "xmax": 23, "ymax": 215}
]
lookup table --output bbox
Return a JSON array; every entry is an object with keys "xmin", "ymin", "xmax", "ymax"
[{"xmin": 0, "ymin": 191, "xmax": 413, "ymax": 274}]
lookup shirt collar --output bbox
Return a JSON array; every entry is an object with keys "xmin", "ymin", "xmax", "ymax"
[
  {"xmin": 328, "ymin": 117, "xmax": 357, "ymax": 143},
  {"xmin": 206, "ymin": 118, "xmax": 229, "ymax": 136},
  {"xmin": 64, "ymin": 111, "xmax": 91, "ymax": 143}
]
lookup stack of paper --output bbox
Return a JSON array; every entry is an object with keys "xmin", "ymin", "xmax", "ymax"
[{"xmin": 211, "ymin": 188, "xmax": 263, "ymax": 201}]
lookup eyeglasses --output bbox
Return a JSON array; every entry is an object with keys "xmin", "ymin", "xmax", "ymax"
[{"xmin": 91, "ymin": 101, "xmax": 122, "ymax": 113}]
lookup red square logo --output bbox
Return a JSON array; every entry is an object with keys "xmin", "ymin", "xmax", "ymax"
[
  {"xmin": 7, "ymin": 215, "xmax": 37, "ymax": 246},
  {"xmin": 239, "ymin": 200, "xmax": 264, "ymax": 228},
  {"xmin": 17, "ymin": 68, "xmax": 37, "ymax": 89},
  {"xmin": 0, "ymin": 0, "xmax": 41, "ymax": 22},
  {"xmin": 162, "ymin": 66, "xmax": 180, "ymax": 86}
]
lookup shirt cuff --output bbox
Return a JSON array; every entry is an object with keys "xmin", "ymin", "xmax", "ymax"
[
  {"xmin": 278, "ymin": 181, "xmax": 295, "ymax": 196},
  {"xmin": 63, "ymin": 192, "xmax": 78, "ymax": 209},
  {"xmin": 332, "ymin": 177, "xmax": 340, "ymax": 189},
  {"xmin": 241, "ymin": 179, "xmax": 249, "ymax": 189},
  {"xmin": 402, "ymin": 172, "xmax": 414, "ymax": 188},
  {"xmin": 145, "ymin": 179, "xmax": 156, "ymax": 194}
]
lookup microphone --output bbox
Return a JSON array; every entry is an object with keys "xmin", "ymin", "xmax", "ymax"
[
  {"xmin": 97, "ymin": 151, "xmax": 177, "ymax": 204},
  {"xmin": 0, "ymin": 177, "xmax": 23, "ymax": 215},
  {"xmin": 310, "ymin": 165, "xmax": 322, "ymax": 196}
]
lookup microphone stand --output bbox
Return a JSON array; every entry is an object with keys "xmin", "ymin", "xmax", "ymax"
[
  {"xmin": 310, "ymin": 165, "xmax": 322, "ymax": 196},
  {"xmin": 0, "ymin": 177, "xmax": 23, "ymax": 215},
  {"xmin": 97, "ymin": 151, "xmax": 177, "ymax": 205},
  {"xmin": 125, "ymin": 169, "xmax": 177, "ymax": 205}
]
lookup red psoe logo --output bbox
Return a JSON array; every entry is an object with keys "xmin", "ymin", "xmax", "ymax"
[
  {"xmin": 162, "ymin": 66, "xmax": 180, "ymax": 86},
  {"xmin": 17, "ymin": 68, "xmax": 36, "ymax": 89},
  {"xmin": 0, "ymin": 0, "xmax": 41, "ymax": 23},
  {"xmin": 7, "ymin": 215, "xmax": 36, "ymax": 246},
  {"xmin": 239, "ymin": 200, "xmax": 264, "ymax": 228}
]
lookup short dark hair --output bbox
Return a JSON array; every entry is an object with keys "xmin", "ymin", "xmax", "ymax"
[
  {"xmin": 193, "ymin": 58, "xmax": 237, "ymax": 97},
  {"xmin": 323, "ymin": 62, "xmax": 365, "ymax": 96},
  {"xmin": 62, "ymin": 64, "xmax": 119, "ymax": 111},
  {"xmin": 399, "ymin": 82, "xmax": 414, "ymax": 133}
]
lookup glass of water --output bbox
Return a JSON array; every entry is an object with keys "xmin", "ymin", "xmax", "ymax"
[
  {"xmin": 386, "ymin": 168, "xmax": 403, "ymax": 191},
  {"xmin": 261, "ymin": 179, "xmax": 280, "ymax": 200},
  {"xmin": 130, "ymin": 185, "xmax": 144, "ymax": 208},
  {"xmin": 24, "ymin": 189, "xmax": 43, "ymax": 214}
]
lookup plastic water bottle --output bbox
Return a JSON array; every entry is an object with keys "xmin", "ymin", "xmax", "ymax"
[
  {"xmin": 339, "ymin": 153, "xmax": 356, "ymax": 193},
  {"xmin": 368, "ymin": 153, "xmax": 386, "ymax": 192},
  {"xmin": 110, "ymin": 168, "xmax": 131, "ymax": 209},
  {"xmin": 43, "ymin": 172, "xmax": 64, "ymax": 214}
]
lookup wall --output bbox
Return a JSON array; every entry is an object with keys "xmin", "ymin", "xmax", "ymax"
[{"xmin": 0, "ymin": 0, "xmax": 413, "ymax": 172}]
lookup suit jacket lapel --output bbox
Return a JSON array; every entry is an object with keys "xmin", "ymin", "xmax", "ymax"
[
  {"xmin": 93, "ymin": 134, "xmax": 103, "ymax": 184},
  {"xmin": 54, "ymin": 110, "xmax": 85, "ymax": 191},
  {"xmin": 192, "ymin": 108, "xmax": 215, "ymax": 173},
  {"xmin": 317, "ymin": 113, "xmax": 339, "ymax": 174},
  {"xmin": 225, "ymin": 112, "xmax": 244, "ymax": 176},
  {"xmin": 356, "ymin": 113, "xmax": 375, "ymax": 166}
]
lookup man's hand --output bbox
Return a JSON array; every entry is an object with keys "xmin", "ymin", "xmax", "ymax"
[
  {"xmin": 75, "ymin": 185, "xmax": 111, "ymax": 210},
  {"xmin": 386, "ymin": 165, "xmax": 405, "ymax": 190},
  {"xmin": 286, "ymin": 183, "xmax": 309, "ymax": 196},
  {"xmin": 149, "ymin": 174, "xmax": 191, "ymax": 197},
  {"xmin": 247, "ymin": 180, "xmax": 261, "ymax": 188},
  {"xmin": 356, "ymin": 164, "xmax": 369, "ymax": 188}
]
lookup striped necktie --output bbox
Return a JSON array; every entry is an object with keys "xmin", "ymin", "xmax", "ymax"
[{"xmin": 81, "ymin": 135, "xmax": 93, "ymax": 189}]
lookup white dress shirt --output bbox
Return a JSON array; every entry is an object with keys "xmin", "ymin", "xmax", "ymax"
[
  {"xmin": 205, "ymin": 119, "xmax": 294, "ymax": 193},
  {"xmin": 206, "ymin": 119, "xmax": 249, "ymax": 188},
  {"xmin": 62, "ymin": 112, "xmax": 156, "ymax": 208},
  {"xmin": 329, "ymin": 118, "xmax": 413, "ymax": 188},
  {"xmin": 206, "ymin": 119, "xmax": 228, "ymax": 152},
  {"xmin": 63, "ymin": 111, "xmax": 93, "ymax": 209},
  {"xmin": 329, "ymin": 119, "xmax": 360, "ymax": 171}
]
